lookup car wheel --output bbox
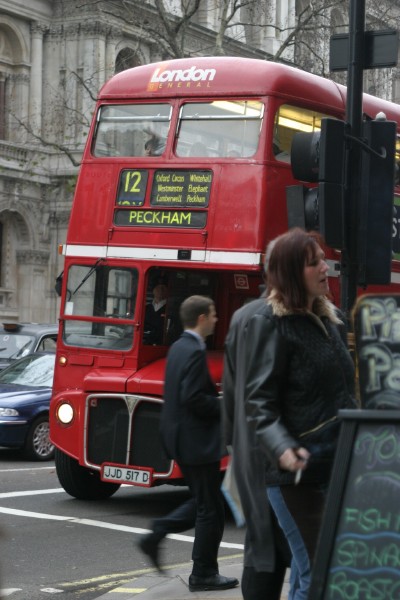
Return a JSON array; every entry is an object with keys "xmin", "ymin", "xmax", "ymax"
[
  {"xmin": 24, "ymin": 414, "xmax": 55, "ymax": 461},
  {"xmin": 55, "ymin": 448, "xmax": 120, "ymax": 500}
]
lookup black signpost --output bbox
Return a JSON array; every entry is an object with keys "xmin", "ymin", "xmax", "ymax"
[
  {"xmin": 297, "ymin": 2, "xmax": 400, "ymax": 597},
  {"xmin": 329, "ymin": 0, "xmax": 398, "ymax": 314}
]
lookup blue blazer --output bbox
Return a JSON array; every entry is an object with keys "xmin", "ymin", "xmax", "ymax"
[{"xmin": 160, "ymin": 331, "xmax": 221, "ymax": 465}]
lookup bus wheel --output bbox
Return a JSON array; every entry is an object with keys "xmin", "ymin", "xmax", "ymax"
[{"xmin": 55, "ymin": 449, "xmax": 120, "ymax": 500}]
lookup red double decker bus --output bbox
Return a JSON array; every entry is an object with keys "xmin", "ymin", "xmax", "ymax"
[{"xmin": 50, "ymin": 57, "xmax": 400, "ymax": 499}]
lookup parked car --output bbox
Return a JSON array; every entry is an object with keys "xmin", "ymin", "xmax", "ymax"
[
  {"xmin": 0, "ymin": 322, "xmax": 58, "ymax": 371},
  {"xmin": 0, "ymin": 352, "xmax": 55, "ymax": 460}
]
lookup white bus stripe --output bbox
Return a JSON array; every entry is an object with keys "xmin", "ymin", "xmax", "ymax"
[{"xmin": 63, "ymin": 244, "xmax": 262, "ymax": 265}]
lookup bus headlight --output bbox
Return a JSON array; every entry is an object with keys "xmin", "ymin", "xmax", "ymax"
[{"xmin": 57, "ymin": 403, "xmax": 74, "ymax": 424}]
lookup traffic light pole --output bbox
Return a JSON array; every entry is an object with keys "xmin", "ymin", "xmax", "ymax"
[
  {"xmin": 340, "ymin": 0, "xmax": 365, "ymax": 315},
  {"xmin": 287, "ymin": 0, "xmax": 397, "ymax": 312}
]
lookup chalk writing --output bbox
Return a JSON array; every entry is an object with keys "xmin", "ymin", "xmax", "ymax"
[
  {"xmin": 336, "ymin": 534, "xmax": 400, "ymax": 567},
  {"xmin": 328, "ymin": 570, "xmax": 400, "ymax": 600},
  {"xmin": 325, "ymin": 422, "xmax": 400, "ymax": 600},
  {"xmin": 355, "ymin": 426, "xmax": 400, "ymax": 468},
  {"xmin": 344, "ymin": 509, "xmax": 400, "ymax": 533},
  {"xmin": 355, "ymin": 295, "xmax": 400, "ymax": 408},
  {"xmin": 358, "ymin": 297, "xmax": 400, "ymax": 342}
]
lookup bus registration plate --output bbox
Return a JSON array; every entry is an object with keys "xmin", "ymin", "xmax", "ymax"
[{"xmin": 101, "ymin": 463, "xmax": 153, "ymax": 487}]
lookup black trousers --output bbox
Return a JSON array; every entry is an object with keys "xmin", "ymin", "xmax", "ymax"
[
  {"xmin": 241, "ymin": 503, "xmax": 291, "ymax": 600},
  {"xmin": 152, "ymin": 461, "xmax": 225, "ymax": 577}
]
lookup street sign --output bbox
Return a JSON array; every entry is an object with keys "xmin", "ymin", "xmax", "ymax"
[
  {"xmin": 330, "ymin": 29, "xmax": 399, "ymax": 71},
  {"xmin": 309, "ymin": 409, "xmax": 400, "ymax": 599},
  {"xmin": 310, "ymin": 293, "xmax": 400, "ymax": 596}
]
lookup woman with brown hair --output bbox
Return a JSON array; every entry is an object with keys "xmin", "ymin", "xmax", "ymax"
[{"xmin": 223, "ymin": 227, "xmax": 356, "ymax": 599}]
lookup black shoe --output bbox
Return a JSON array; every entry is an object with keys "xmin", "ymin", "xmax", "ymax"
[
  {"xmin": 188, "ymin": 573, "xmax": 239, "ymax": 592},
  {"xmin": 138, "ymin": 534, "xmax": 163, "ymax": 572}
]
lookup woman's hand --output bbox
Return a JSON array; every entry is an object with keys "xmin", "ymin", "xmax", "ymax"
[{"xmin": 278, "ymin": 447, "xmax": 310, "ymax": 472}]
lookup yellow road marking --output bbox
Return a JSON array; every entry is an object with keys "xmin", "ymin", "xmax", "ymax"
[{"xmin": 110, "ymin": 589, "xmax": 147, "ymax": 594}]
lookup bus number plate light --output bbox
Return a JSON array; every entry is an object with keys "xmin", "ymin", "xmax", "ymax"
[{"xmin": 178, "ymin": 249, "xmax": 191, "ymax": 260}]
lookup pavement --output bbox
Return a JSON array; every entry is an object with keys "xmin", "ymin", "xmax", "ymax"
[{"xmin": 94, "ymin": 554, "xmax": 290, "ymax": 600}]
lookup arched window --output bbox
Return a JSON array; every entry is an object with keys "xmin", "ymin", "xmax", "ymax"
[
  {"xmin": 115, "ymin": 48, "xmax": 141, "ymax": 74},
  {"xmin": 0, "ymin": 21, "xmax": 28, "ymax": 142}
]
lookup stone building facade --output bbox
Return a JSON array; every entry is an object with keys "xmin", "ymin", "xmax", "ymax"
[{"xmin": 0, "ymin": 0, "xmax": 398, "ymax": 322}]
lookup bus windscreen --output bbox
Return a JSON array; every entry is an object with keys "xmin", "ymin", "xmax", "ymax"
[
  {"xmin": 175, "ymin": 100, "xmax": 263, "ymax": 158},
  {"xmin": 92, "ymin": 103, "xmax": 172, "ymax": 157}
]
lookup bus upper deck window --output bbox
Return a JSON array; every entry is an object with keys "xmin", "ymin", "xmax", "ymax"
[
  {"xmin": 175, "ymin": 100, "xmax": 263, "ymax": 158},
  {"xmin": 92, "ymin": 104, "xmax": 172, "ymax": 157}
]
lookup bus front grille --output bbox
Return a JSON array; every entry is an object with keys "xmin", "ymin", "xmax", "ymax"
[{"xmin": 86, "ymin": 396, "xmax": 170, "ymax": 473}]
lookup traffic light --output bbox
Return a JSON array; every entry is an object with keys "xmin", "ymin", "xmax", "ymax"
[
  {"xmin": 286, "ymin": 118, "xmax": 346, "ymax": 248},
  {"xmin": 358, "ymin": 118, "xmax": 396, "ymax": 286}
]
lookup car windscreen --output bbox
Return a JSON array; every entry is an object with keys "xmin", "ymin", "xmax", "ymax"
[{"xmin": 0, "ymin": 354, "xmax": 55, "ymax": 387}]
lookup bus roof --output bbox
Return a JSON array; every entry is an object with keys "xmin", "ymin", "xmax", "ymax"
[
  {"xmin": 99, "ymin": 56, "xmax": 400, "ymax": 124},
  {"xmin": 99, "ymin": 57, "xmax": 346, "ymax": 108}
]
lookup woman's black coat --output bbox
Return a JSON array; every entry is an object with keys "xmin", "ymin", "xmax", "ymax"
[{"xmin": 223, "ymin": 295, "xmax": 356, "ymax": 571}]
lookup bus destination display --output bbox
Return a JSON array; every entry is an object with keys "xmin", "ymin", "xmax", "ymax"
[
  {"xmin": 151, "ymin": 170, "xmax": 212, "ymax": 207},
  {"xmin": 116, "ymin": 170, "xmax": 149, "ymax": 206},
  {"xmin": 114, "ymin": 209, "xmax": 207, "ymax": 228},
  {"xmin": 114, "ymin": 169, "xmax": 212, "ymax": 228}
]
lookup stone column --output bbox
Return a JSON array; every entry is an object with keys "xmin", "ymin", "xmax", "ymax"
[
  {"xmin": 64, "ymin": 24, "xmax": 80, "ymax": 142},
  {"xmin": 266, "ymin": 0, "xmax": 277, "ymax": 39},
  {"xmin": 16, "ymin": 250, "xmax": 50, "ymax": 322},
  {"xmin": 29, "ymin": 22, "xmax": 46, "ymax": 137},
  {"xmin": 80, "ymin": 22, "xmax": 108, "ymax": 122},
  {"xmin": 105, "ymin": 27, "xmax": 120, "ymax": 81},
  {"xmin": 8, "ymin": 73, "xmax": 30, "ymax": 143},
  {"xmin": 0, "ymin": 74, "xmax": 5, "ymax": 139}
]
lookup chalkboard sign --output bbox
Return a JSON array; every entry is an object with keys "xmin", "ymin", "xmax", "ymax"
[
  {"xmin": 353, "ymin": 294, "xmax": 400, "ymax": 409},
  {"xmin": 309, "ymin": 409, "xmax": 400, "ymax": 600}
]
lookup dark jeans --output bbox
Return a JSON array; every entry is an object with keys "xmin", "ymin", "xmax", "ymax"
[
  {"xmin": 268, "ymin": 486, "xmax": 310, "ymax": 600},
  {"xmin": 280, "ymin": 485, "xmax": 326, "ymax": 563},
  {"xmin": 152, "ymin": 461, "xmax": 225, "ymax": 577}
]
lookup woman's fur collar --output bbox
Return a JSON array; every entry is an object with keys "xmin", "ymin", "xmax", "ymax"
[{"xmin": 267, "ymin": 290, "xmax": 342, "ymax": 324}]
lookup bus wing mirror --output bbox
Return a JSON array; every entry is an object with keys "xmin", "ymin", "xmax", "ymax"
[{"xmin": 55, "ymin": 272, "xmax": 63, "ymax": 297}]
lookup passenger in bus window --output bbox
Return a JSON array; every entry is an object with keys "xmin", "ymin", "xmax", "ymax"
[
  {"xmin": 273, "ymin": 141, "xmax": 290, "ymax": 163},
  {"xmin": 143, "ymin": 283, "xmax": 168, "ymax": 345},
  {"xmin": 144, "ymin": 138, "xmax": 155, "ymax": 156},
  {"xmin": 144, "ymin": 135, "xmax": 164, "ymax": 156},
  {"xmin": 138, "ymin": 295, "xmax": 239, "ymax": 593},
  {"xmin": 223, "ymin": 228, "xmax": 356, "ymax": 600}
]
